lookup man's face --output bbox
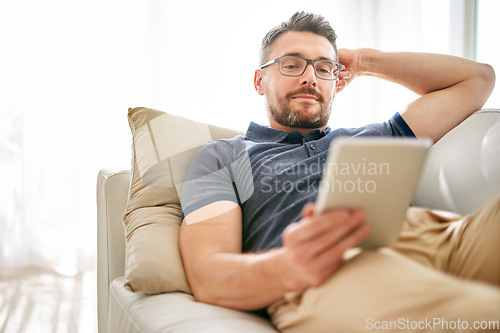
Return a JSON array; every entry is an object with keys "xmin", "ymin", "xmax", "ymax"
[{"xmin": 255, "ymin": 31, "xmax": 338, "ymax": 132}]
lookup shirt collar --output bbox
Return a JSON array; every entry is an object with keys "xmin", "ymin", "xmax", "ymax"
[{"xmin": 244, "ymin": 122, "xmax": 331, "ymax": 144}]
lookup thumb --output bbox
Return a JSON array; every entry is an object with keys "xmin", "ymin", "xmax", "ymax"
[{"xmin": 302, "ymin": 202, "xmax": 316, "ymax": 217}]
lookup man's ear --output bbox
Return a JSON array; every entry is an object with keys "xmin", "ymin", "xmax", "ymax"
[
  {"xmin": 254, "ymin": 69, "xmax": 265, "ymax": 96},
  {"xmin": 332, "ymin": 79, "xmax": 340, "ymax": 95},
  {"xmin": 335, "ymin": 77, "xmax": 347, "ymax": 94}
]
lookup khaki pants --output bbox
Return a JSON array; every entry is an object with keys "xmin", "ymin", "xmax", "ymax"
[{"xmin": 268, "ymin": 196, "xmax": 500, "ymax": 333}]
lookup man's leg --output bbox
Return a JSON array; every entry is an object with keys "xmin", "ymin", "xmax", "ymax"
[
  {"xmin": 394, "ymin": 195, "xmax": 500, "ymax": 286},
  {"xmin": 268, "ymin": 249, "xmax": 500, "ymax": 333}
]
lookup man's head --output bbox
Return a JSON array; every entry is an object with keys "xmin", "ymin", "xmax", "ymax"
[
  {"xmin": 259, "ymin": 12, "xmax": 338, "ymax": 67},
  {"xmin": 254, "ymin": 12, "xmax": 340, "ymax": 134}
]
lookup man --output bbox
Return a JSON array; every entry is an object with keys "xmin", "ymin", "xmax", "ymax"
[{"xmin": 179, "ymin": 12, "xmax": 499, "ymax": 332}]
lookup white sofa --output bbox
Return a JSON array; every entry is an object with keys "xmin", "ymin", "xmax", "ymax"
[{"xmin": 97, "ymin": 109, "xmax": 500, "ymax": 333}]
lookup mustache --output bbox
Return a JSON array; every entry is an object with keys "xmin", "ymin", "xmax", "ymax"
[{"xmin": 285, "ymin": 87, "xmax": 324, "ymax": 103}]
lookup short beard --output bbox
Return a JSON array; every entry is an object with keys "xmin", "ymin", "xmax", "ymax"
[{"xmin": 268, "ymin": 87, "xmax": 331, "ymax": 129}]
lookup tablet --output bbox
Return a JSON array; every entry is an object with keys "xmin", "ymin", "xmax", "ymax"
[{"xmin": 315, "ymin": 137, "xmax": 432, "ymax": 249}]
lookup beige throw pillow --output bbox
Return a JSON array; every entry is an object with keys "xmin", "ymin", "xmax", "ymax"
[{"xmin": 124, "ymin": 107, "xmax": 242, "ymax": 294}]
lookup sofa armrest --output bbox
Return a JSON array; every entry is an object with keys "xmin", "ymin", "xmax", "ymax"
[{"xmin": 96, "ymin": 169, "xmax": 130, "ymax": 333}]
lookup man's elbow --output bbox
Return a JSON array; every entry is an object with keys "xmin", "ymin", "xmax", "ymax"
[
  {"xmin": 480, "ymin": 64, "xmax": 495, "ymax": 90},
  {"xmin": 469, "ymin": 63, "xmax": 496, "ymax": 112},
  {"xmin": 479, "ymin": 63, "xmax": 496, "ymax": 97},
  {"xmin": 190, "ymin": 283, "xmax": 249, "ymax": 311},
  {"xmin": 188, "ymin": 275, "xmax": 232, "ymax": 308},
  {"xmin": 191, "ymin": 283, "xmax": 216, "ymax": 305}
]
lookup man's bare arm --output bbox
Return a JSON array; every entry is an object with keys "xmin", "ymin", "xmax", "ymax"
[
  {"xmin": 179, "ymin": 200, "xmax": 288, "ymax": 310},
  {"xmin": 338, "ymin": 48, "xmax": 495, "ymax": 142},
  {"xmin": 179, "ymin": 201, "xmax": 371, "ymax": 311}
]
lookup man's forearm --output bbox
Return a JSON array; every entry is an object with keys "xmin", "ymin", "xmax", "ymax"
[
  {"xmin": 187, "ymin": 248, "xmax": 291, "ymax": 311},
  {"xmin": 357, "ymin": 48, "xmax": 495, "ymax": 97},
  {"xmin": 346, "ymin": 48, "xmax": 495, "ymax": 141}
]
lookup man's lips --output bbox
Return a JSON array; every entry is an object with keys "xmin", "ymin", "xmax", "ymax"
[
  {"xmin": 291, "ymin": 94, "xmax": 319, "ymax": 101},
  {"xmin": 286, "ymin": 87, "xmax": 324, "ymax": 103}
]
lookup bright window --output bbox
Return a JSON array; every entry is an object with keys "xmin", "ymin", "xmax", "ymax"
[{"xmin": 476, "ymin": 0, "xmax": 500, "ymax": 108}]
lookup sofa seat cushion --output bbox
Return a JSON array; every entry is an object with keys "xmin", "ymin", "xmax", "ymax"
[{"xmin": 108, "ymin": 277, "xmax": 278, "ymax": 333}]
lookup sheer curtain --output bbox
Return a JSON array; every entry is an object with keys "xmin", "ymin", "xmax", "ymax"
[
  {"xmin": 477, "ymin": 0, "xmax": 500, "ymax": 108},
  {"xmin": 0, "ymin": 0, "xmax": 149, "ymax": 274},
  {"xmin": 0, "ymin": 0, "xmax": 491, "ymax": 275}
]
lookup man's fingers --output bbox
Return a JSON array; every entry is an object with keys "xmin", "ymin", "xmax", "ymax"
[
  {"xmin": 293, "ymin": 213, "xmax": 368, "ymax": 264},
  {"xmin": 284, "ymin": 209, "xmax": 350, "ymax": 245},
  {"xmin": 283, "ymin": 209, "xmax": 365, "ymax": 247},
  {"xmin": 319, "ymin": 223, "xmax": 371, "ymax": 263},
  {"xmin": 338, "ymin": 70, "xmax": 352, "ymax": 80},
  {"xmin": 299, "ymin": 223, "xmax": 371, "ymax": 286},
  {"xmin": 281, "ymin": 209, "xmax": 370, "ymax": 289}
]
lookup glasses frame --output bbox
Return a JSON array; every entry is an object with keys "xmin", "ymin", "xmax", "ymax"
[{"xmin": 260, "ymin": 56, "xmax": 342, "ymax": 81}]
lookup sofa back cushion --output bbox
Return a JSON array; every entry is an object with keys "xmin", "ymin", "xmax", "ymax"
[
  {"xmin": 124, "ymin": 107, "xmax": 242, "ymax": 294},
  {"xmin": 413, "ymin": 109, "xmax": 500, "ymax": 215}
]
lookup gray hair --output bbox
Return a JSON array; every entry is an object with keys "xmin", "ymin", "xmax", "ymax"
[{"xmin": 259, "ymin": 11, "xmax": 338, "ymax": 66}]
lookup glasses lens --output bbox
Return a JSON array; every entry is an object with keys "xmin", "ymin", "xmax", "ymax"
[
  {"xmin": 279, "ymin": 57, "xmax": 306, "ymax": 76},
  {"xmin": 314, "ymin": 61, "xmax": 339, "ymax": 79}
]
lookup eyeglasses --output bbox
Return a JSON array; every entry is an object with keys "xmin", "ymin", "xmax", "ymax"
[{"xmin": 260, "ymin": 56, "xmax": 342, "ymax": 80}]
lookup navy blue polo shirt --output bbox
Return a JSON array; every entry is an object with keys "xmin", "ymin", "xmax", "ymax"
[{"xmin": 181, "ymin": 112, "xmax": 415, "ymax": 253}]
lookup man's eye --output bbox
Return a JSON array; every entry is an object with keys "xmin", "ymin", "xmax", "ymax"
[{"xmin": 316, "ymin": 64, "xmax": 334, "ymax": 74}]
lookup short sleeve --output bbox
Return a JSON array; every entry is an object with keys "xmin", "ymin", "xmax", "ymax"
[
  {"xmin": 180, "ymin": 139, "xmax": 254, "ymax": 218},
  {"xmin": 388, "ymin": 112, "xmax": 415, "ymax": 137},
  {"xmin": 333, "ymin": 112, "xmax": 416, "ymax": 138}
]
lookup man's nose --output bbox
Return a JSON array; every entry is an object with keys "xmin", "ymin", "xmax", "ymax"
[{"xmin": 300, "ymin": 63, "xmax": 317, "ymax": 87}]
